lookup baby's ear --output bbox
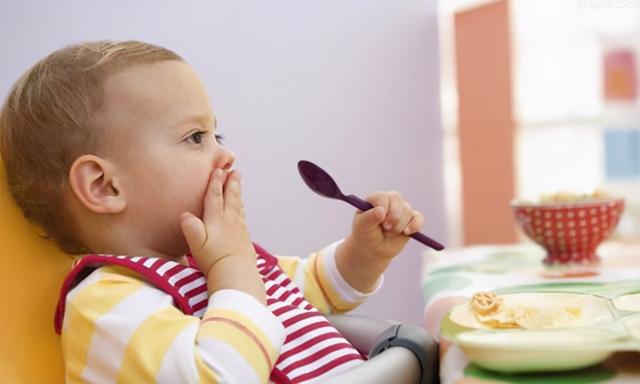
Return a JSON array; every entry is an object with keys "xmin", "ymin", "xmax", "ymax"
[{"xmin": 68, "ymin": 155, "xmax": 126, "ymax": 214}]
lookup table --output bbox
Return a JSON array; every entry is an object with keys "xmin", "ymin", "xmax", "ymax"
[{"xmin": 421, "ymin": 242, "xmax": 640, "ymax": 384}]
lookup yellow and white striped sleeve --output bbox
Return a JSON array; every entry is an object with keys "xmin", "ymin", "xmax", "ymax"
[
  {"xmin": 62, "ymin": 265, "xmax": 285, "ymax": 384},
  {"xmin": 276, "ymin": 240, "xmax": 383, "ymax": 314}
]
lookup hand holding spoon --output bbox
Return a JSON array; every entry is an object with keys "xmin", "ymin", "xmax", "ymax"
[{"xmin": 297, "ymin": 160, "xmax": 444, "ymax": 251}]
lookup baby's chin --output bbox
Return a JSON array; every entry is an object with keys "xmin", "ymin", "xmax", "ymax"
[
  {"xmin": 174, "ymin": 241, "xmax": 193, "ymax": 257},
  {"xmin": 153, "ymin": 238, "xmax": 192, "ymax": 259}
]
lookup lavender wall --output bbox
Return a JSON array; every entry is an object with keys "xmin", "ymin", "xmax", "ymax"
[{"xmin": 0, "ymin": 0, "xmax": 445, "ymax": 325}]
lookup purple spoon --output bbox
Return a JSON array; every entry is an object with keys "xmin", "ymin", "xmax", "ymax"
[{"xmin": 297, "ymin": 160, "xmax": 445, "ymax": 251}]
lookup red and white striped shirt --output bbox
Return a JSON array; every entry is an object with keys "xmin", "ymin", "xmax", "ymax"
[{"xmin": 56, "ymin": 241, "xmax": 381, "ymax": 383}]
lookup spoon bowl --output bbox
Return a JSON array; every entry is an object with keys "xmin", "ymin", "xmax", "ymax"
[{"xmin": 298, "ymin": 160, "xmax": 344, "ymax": 199}]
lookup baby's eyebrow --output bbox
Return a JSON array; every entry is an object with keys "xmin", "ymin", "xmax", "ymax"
[{"xmin": 177, "ymin": 114, "xmax": 217, "ymax": 130}]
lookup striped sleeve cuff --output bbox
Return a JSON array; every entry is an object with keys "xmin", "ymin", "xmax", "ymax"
[
  {"xmin": 198, "ymin": 289, "xmax": 285, "ymax": 379},
  {"xmin": 319, "ymin": 240, "xmax": 384, "ymax": 308}
]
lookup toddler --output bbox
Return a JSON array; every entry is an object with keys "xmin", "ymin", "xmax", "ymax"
[{"xmin": 0, "ymin": 41, "xmax": 425, "ymax": 384}]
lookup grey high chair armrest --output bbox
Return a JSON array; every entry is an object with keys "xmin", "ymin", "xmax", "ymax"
[{"xmin": 324, "ymin": 315, "xmax": 437, "ymax": 384}]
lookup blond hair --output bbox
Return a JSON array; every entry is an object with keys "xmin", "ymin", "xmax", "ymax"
[{"xmin": 0, "ymin": 40, "xmax": 183, "ymax": 254}]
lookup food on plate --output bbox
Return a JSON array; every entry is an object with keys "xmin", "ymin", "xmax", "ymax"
[
  {"xmin": 451, "ymin": 292, "xmax": 609, "ymax": 330},
  {"xmin": 470, "ymin": 291, "xmax": 503, "ymax": 315}
]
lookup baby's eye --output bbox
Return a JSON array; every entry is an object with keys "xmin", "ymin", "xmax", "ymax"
[
  {"xmin": 215, "ymin": 133, "xmax": 225, "ymax": 145},
  {"xmin": 186, "ymin": 131, "xmax": 207, "ymax": 144}
]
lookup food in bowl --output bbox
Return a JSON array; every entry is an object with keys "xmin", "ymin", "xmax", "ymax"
[{"xmin": 538, "ymin": 190, "xmax": 610, "ymax": 204}]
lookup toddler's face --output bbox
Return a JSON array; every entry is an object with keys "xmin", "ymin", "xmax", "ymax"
[{"xmin": 95, "ymin": 60, "xmax": 234, "ymax": 256}]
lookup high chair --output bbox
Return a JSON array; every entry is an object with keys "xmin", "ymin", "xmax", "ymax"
[{"xmin": 0, "ymin": 161, "xmax": 436, "ymax": 384}]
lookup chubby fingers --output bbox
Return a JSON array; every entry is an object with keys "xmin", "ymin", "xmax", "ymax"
[
  {"xmin": 403, "ymin": 210, "xmax": 424, "ymax": 235},
  {"xmin": 202, "ymin": 168, "xmax": 227, "ymax": 223},
  {"xmin": 367, "ymin": 191, "xmax": 424, "ymax": 235},
  {"xmin": 223, "ymin": 170, "xmax": 245, "ymax": 215}
]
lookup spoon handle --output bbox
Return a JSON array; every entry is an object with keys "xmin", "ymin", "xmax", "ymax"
[{"xmin": 343, "ymin": 195, "xmax": 445, "ymax": 251}]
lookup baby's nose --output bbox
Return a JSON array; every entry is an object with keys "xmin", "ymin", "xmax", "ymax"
[{"xmin": 215, "ymin": 148, "xmax": 235, "ymax": 171}]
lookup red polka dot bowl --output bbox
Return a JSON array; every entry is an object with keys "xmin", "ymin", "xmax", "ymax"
[{"xmin": 511, "ymin": 198, "xmax": 625, "ymax": 265}]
